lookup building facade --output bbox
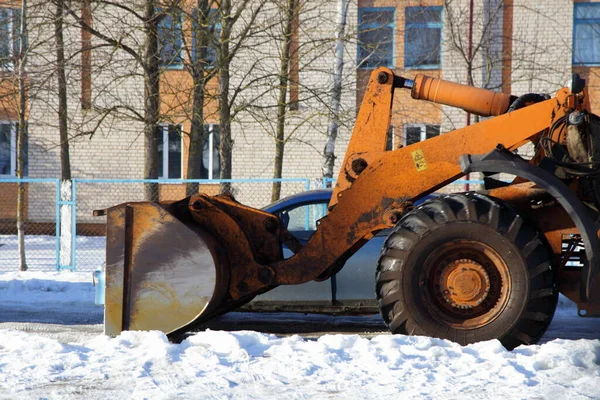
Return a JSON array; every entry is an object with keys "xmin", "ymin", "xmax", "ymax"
[{"xmin": 0, "ymin": 0, "xmax": 599, "ymax": 220}]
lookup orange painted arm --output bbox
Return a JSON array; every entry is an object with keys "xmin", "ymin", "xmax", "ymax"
[{"xmin": 270, "ymin": 67, "xmax": 574, "ymax": 287}]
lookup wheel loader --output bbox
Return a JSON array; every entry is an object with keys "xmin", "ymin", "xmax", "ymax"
[{"xmin": 98, "ymin": 67, "xmax": 600, "ymax": 350}]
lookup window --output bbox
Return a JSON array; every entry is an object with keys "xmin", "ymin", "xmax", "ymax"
[
  {"xmin": 157, "ymin": 125, "xmax": 182, "ymax": 179},
  {"xmin": 280, "ymin": 202, "xmax": 328, "ymax": 232},
  {"xmin": 0, "ymin": 8, "xmax": 21, "ymax": 70},
  {"xmin": 574, "ymin": 4, "xmax": 600, "ymax": 66},
  {"xmin": 358, "ymin": 8, "xmax": 395, "ymax": 69},
  {"xmin": 158, "ymin": 12, "xmax": 183, "ymax": 68},
  {"xmin": 405, "ymin": 6, "xmax": 442, "ymax": 69},
  {"xmin": 0, "ymin": 122, "xmax": 27, "ymax": 177},
  {"xmin": 386, "ymin": 126, "xmax": 394, "ymax": 150},
  {"xmin": 403, "ymin": 124, "xmax": 440, "ymax": 146},
  {"xmin": 192, "ymin": 8, "xmax": 220, "ymax": 67},
  {"xmin": 201, "ymin": 124, "xmax": 220, "ymax": 179}
]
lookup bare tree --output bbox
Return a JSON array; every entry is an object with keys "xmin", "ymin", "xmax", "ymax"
[
  {"xmin": 16, "ymin": 0, "xmax": 28, "ymax": 271},
  {"xmin": 64, "ymin": 0, "xmax": 169, "ymax": 199},
  {"xmin": 54, "ymin": 0, "xmax": 72, "ymax": 180},
  {"xmin": 271, "ymin": 0, "xmax": 295, "ymax": 201},
  {"xmin": 322, "ymin": 0, "xmax": 349, "ymax": 187}
]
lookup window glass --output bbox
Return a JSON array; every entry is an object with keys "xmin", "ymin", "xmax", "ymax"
[
  {"xmin": 193, "ymin": 8, "xmax": 220, "ymax": 67},
  {"xmin": 201, "ymin": 124, "xmax": 220, "ymax": 179},
  {"xmin": 157, "ymin": 126, "xmax": 164, "ymax": 178},
  {"xmin": 158, "ymin": 12, "xmax": 183, "ymax": 67},
  {"xmin": 156, "ymin": 124, "xmax": 182, "ymax": 179},
  {"xmin": 0, "ymin": 123, "xmax": 26, "ymax": 177},
  {"xmin": 284, "ymin": 202, "xmax": 328, "ymax": 231},
  {"xmin": 405, "ymin": 126, "xmax": 421, "ymax": 146},
  {"xmin": 386, "ymin": 126, "xmax": 394, "ymax": 151},
  {"xmin": 21, "ymin": 125, "xmax": 27, "ymax": 176},
  {"xmin": 405, "ymin": 6, "xmax": 442, "ymax": 68},
  {"xmin": 358, "ymin": 8, "xmax": 395, "ymax": 69},
  {"xmin": 167, "ymin": 125, "xmax": 182, "ymax": 179},
  {"xmin": 0, "ymin": 124, "xmax": 11, "ymax": 175},
  {"xmin": 0, "ymin": 8, "xmax": 21, "ymax": 69},
  {"xmin": 574, "ymin": 4, "xmax": 600, "ymax": 65},
  {"xmin": 425, "ymin": 125, "xmax": 440, "ymax": 139},
  {"xmin": 404, "ymin": 124, "xmax": 440, "ymax": 146}
]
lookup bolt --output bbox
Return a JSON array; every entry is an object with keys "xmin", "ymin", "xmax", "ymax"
[
  {"xmin": 258, "ymin": 267, "xmax": 274, "ymax": 284},
  {"xmin": 351, "ymin": 158, "xmax": 368, "ymax": 175},
  {"xmin": 237, "ymin": 282, "xmax": 248, "ymax": 293},
  {"xmin": 387, "ymin": 211, "xmax": 402, "ymax": 225},
  {"xmin": 377, "ymin": 72, "xmax": 388, "ymax": 84},
  {"xmin": 264, "ymin": 217, "xmax": 278, "ymax": 233}
]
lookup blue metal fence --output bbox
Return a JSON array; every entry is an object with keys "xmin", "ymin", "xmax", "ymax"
[{"xmin": 0, "ymin": 177, "xmax": 483, "ymax": 272}]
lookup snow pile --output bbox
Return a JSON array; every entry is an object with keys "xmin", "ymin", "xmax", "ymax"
[
  {"xmin": 0, "ymin": 329, "xmax": 598, "ymax": 399},
  {"xmin": 0, "ymin": 271, "xmax": 598, "ymax": 399}
]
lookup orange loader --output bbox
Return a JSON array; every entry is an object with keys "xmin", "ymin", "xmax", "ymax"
[{"xmin": 98, "ymin": 68, "xmax": 600, "ymax": 350}]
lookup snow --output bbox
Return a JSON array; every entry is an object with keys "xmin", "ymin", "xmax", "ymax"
[
  {"xmin": 0, "ymin": 235, "xmax": 105, "ymax": 272},
  {"xmin": 0, "ymin": 271, "xmax": 599, "ymax": 399}
]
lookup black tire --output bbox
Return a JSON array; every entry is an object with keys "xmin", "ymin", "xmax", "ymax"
[{"xmin": 376, "ymin": 193, "xmax": 558, "ymax": 350}]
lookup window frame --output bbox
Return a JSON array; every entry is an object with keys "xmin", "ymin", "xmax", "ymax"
[
  {"xmin": 158, "ymin": 11, "xmax": 184, "ymax": 69},
  {"xmin": 357, "ymin": 7, "xmax": 396, "ymax": 70},
  {"xmin": 157, "ymin": 124, "xmax": 183, "ymax": 180},
  {"xmin": 404, "ymin": 6, "xmax": 443, "ymax": 70},
  {"xmin": 573, "ymin": 3, "xmax": 600, "ymax": 66},
  {"xmin": 0, "ymin": 8, "xmax": 21, "ymax": 71},
  {"xmin": 192, "ymin": 8, "xmax": 220, "ymax": 68},
  {"xmin": 402, "ymin": 123, "xmax": 440, "ymax": 146}
]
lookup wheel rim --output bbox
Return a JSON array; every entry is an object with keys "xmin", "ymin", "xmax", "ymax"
[{"xmin": 421, "ymin": 240, "xmax": 512, "ymax": 329}]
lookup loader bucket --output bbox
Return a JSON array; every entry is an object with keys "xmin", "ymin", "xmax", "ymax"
[{"xmin": 103, "ymin": 202, "xmax": 228, "ymax": 336}]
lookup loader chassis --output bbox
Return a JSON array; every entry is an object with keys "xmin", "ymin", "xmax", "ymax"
[{"xmin": 102, "ymin": 67, "xmax": 600, "ymax": 349}]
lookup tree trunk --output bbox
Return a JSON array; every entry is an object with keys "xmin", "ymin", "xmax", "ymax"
[
  {"xmin": 218, "ymin": 0, "xmax": 233, "ymax": 194},
  {"xmin": 55, "ymin": 0, "xmax": 71, "ymax": 181},
  {"xmin": 143, "ymin": 1, "xmax": 160, "ymax": 200},
  {"xmin": 16, "ymin": 0, "xmax": 28, "ymax": 271},
  {"xmin": 272, "ymin": 0, "xmax": 295, "ymax": 202},
  {"xmin": 55, "ymin": 0, "xmax": 75, "ymax": 269},
  {"xmin": 187, "ymin": 0, "xmax": 209, "ymax": 197},
  {"xmin": 322, "ymin": 0, "xmax": 348, "ymax": 187}
]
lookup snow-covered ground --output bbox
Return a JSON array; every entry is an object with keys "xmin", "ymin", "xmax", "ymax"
[
  {"xmin": 0, "ymin": 235, "xmax": 104, "ymax": 272},
  {"xmin": 0, "ymin": 271, "xmax": 599, "ymax": 399}
]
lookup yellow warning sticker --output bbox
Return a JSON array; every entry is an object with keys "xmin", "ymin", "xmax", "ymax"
[{"xmin": 411, "ymin": 149, "xmax": 428, "ymax": 171}]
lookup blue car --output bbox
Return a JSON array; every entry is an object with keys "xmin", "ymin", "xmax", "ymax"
[{"xmin": 244, "ymin": 189, "xmax": 435, "ymax": 314}]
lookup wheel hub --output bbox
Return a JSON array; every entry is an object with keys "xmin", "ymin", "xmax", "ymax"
[{"xmin": 439, "ymin": 259, "xmax": 490, "ymax": 309}]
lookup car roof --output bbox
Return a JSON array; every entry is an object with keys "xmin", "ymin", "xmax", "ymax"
[
  {"xmin": 263, "ymin": 189, "xmax": 437, "ymax": 213},
  {"xmin": 263, "ymin": 189, "xmax": 332, "ymax": 213}
]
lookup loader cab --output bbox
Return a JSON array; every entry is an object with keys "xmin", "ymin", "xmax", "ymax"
[{"xmin": 265, "ymin": 189, "xmax": 331, "ymax": 245}]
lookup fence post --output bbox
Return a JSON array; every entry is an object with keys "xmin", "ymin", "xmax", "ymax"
[
  {"xmin": 58, "ymin": 179, "xmax": 76, "ymax": 270},
  {"xmin": 55, "ymin": 179, "xmax": 60, "ymax": 270}
]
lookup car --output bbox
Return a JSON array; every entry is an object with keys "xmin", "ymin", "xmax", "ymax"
[{"xmin": 243, "ymin": 189, "xmax": 435, "ymax": 314}]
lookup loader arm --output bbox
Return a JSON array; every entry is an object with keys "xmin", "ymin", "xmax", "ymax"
[{"xmin": 103, "ymin": 67, "xmax": 583, "ymax": 337}]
